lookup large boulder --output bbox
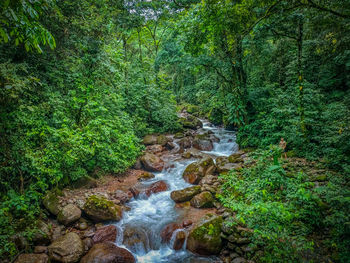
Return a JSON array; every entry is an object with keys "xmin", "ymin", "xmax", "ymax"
[
  {"xmin": 80, "ymin": 242, "xmax": 135, "ymax": 263},
  {"xmin": 186, "ymin": 214, "xmax": 223, "ymax": 255},
  {"xmin": 190, "ymin": 191, "xmax": 214, "ymax": 208},
  {"xmin": 193, "ymin": 134, "xmax": 214, "ymax": 151},
  {"xmin": 48, "ymin": 232, "xmax": 84, "ymax": 263},
  {"xmin": 92, "ymin": 225, "xmax": 117, "ymax": 244},
  {"xmin": 137, "ymin": 171, "xmax": 155, "ymax": 181},
  {"xmin": 145, "ymin": 181, "xmax": 168, "ymax": 196},
  {"xmin": 15, "ymin": 254, "xmax": 48, "ymax": 263},
  {"xmin": 83, "ymin": 195, "xmax": 122, "ymax": 222},
  {"xmin": 183, "ymin": 157, "xmax": 216, "ymax": 184},
  {"xmin": 140, "ymin": 153, "xmax": 164, "ymax": 172},
  {"xmin": 170, "ymin": 186, "xmax": 201, "ymax": 203},
  {"xmin": 57, "ymin": 204, "xmax": 81, "ymax": 226},
  {"xmin": 42, "ymin": 190, "xmax": 61, "ymax": 216},
  {"xmin": 179, "ymin": 115, "xmax": 203, "ymax": 129}
]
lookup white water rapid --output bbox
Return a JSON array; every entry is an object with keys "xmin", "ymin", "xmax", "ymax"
[{"xmin": 112, "ymin": 121, "xmax": 238, "ymax": 263}]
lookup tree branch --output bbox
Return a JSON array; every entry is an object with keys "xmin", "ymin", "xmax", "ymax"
[{"xmin": 298, "ymin": 0, "xmax": 350, "ymax": 19}]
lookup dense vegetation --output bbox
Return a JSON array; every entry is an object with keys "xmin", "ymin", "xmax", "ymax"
[{"xmin": 0, "ymin": 0, "xmax": 349, "ymax": 261}]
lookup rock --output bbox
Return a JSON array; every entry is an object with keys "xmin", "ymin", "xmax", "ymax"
[
  {"xmin": 186, "ymin": 214, "xmax": 223, "ymax": 255},
  {"xmin": 174, "ymin": 132, "xmax": 184, "ymax": 139},
  {"xmin": 32, "ymin": 220, "xmax": 52, "ymax": 245},
  {"xmin": 173, "ymin": 230, "xmax": 186, "ymax": 250},
  {"xmin": 160, "ymin": 223, "xmax": 182, "ymax": 243},
  {"xmin": 42, "ymin": 190, "xmax": 61, "ymax": 216},
  {"xmin": 83, "ymin": 238, "xmax": 94, "ymax": 252},
  {"xmin": 78, "ymin": 221, "xmax": 88, "ymax": 230},
  {"xmin": 92, "ymin": 225, "xmax": 117, "ymax": 244},
  {"xmin": 232, "ymin": 258, "xmax": 247, "ymax": 263},
  {"xmin": 145, "ymin": 181, "xmax": 168, "ymax": 196},
  {"xmin": 123, "ymin": 226, "xmax": 149, "ymax": 251},
  {"xmin": 137, "ymin": 171, "xmax": 155, "ymax": 181},
  {"xmin": 193, "ymin": 134, "xmax": 214, "ymax": 151},
  {"xmin": 228, "ymin": 153, "xmax": 244, "ymax": 163},
  {"xmin": 129, "ymin": 187, "xmax": 140, "ymax": 198},
  {"xmin": 183, "ymin": 157, "xmax": 216, "ymax": 184},
  {"xmin": 146, "ymin": 144, "xmax": 164, "ymax": 154},
  {"xmin": 80, "ymin": 242, "xmax": 135, "ymax": 263},
  {"xmin": 143, "ymin": 134, "xmax": 168, "ymax": 146},
  {"xmin": 15, "ymin": 254, "xmax": 48, "ymax": 263},
  {"xmin": 133, "ymin": 159, "xmax": 143, "ymax": 169},
  {"xmin": 114, "ymin": 190, "xmax": 133, "ymax": 203},
  {"xmin": 179, "ymin": 137, "xmax": 193, "ymax": 149},
  {"xmin": 190, "ymin": 191, "xmax": 214, "ymax": 208},
  {"xmin": 140, "ymin": 153, "xmax": 164, "ymax": 172},
  {"xmin": 216, "ymin": 156, "xmax": 242, "ymax": 173},
  {"xmin": 34, "ymin": 246, "xmax": 48, "ymax": 254},
  {"xmin": 182, "ymin": 220, "xmax": 193, "ymax": 228},
  {"xmin": 166, "ymin": 141, "xmax": 176, "ymax": 150},
  {"xmin": 83, "ymin": 195, "xmax": 122, "ymax": 222},
  {"xmin": 70, "ymin": 176, "xmax": 98, "ymax": 189},
  {"xmin": 179, "ymin": 115, "xmax": 203, "ymax": 129},
  {"xmin": 48, "ymin": 232, "xmax": 84, "ymax": 263},
  {"xmin": 143, "ymin": 134, "xmax": 158, "ymax": 145},
  {"xmin": 57, "ymin": 204, "xmax": 81, "ymax": 226},
  {"xmin": 170, "ymin": 186, "xmax": 201, "ymax": 203}
]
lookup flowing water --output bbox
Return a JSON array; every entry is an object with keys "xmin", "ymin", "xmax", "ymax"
[{"xmin": 113, "ymin": 121, "xmax": 238, "ymax": 263}]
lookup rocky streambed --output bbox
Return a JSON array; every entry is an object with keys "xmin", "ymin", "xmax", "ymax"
[{"xmin": 14, "ymin": 114, "xmax": 256, "ymax": 263}]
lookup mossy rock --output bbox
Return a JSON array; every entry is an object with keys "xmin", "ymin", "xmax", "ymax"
[
  {"xmin": 83, "ymin": 195, "xmax": 122, "ymax": 222},
  {"xmin": 170, "ymin": 186, "xmax": 202, "ymax": 203},
  {"xmin": 70, "ymin": 176, "xmax": 98, "ymax": 189},
  {"xmin": 174, "ymin": 132, "xmax": 184, "ymax": 139},
  {"xmin": 183, "ymin": 157, "xmax": 215, "ymax": 184},
  {"xmin": 186, "ymin": 214, "xmax": 223, "ymax": 255},
  {"xmin": 42, "ymin": 189, "xmax": 63, "ymax": 216},
  {"xmin": 228, "ymin": 153, "xmax": 244, "ymax": 163},
  {"xmin": 190, "ymin": 191, "xmax": 214, "ymax": 208},
  {"xmin": 156, "ymin": 134, "xmax": 168, "ymax": 146},
  {"xmin": 310, "ymin": 174, "xmax": 327, "ymax": 182}
]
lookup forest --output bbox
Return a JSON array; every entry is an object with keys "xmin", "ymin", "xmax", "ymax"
[{"xmin": 0, "ymin": 0, "xmax": 349, "ymax": 262}]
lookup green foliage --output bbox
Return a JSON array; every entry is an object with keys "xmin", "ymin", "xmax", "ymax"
[{"xmin": 219, "ymin": 146, "xmax": 349, "ymax": 262}]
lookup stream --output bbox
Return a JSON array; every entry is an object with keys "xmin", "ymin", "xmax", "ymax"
[{"xmin": 113, "ymin": 120, "xmax": 238, "ymax": 263}]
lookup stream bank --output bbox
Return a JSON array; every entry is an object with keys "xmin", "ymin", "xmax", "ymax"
[{"xmin": 14, "ymin": 113, "xmax": 253, "ymax": 263}]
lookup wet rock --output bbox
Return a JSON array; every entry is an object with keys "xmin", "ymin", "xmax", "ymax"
[
  {"xmin": 92, "ymin": 225, "xmax": 117, "ymax": 244},
  {"xmin": 190, "ymin": 191, "xmax": 214, "ymax": 208},
  {"xmin": 123, "ymin": 226, "xmax": 149, "ymax": 251},
  {"xmin": 170, "ymin": 186, "xmax": 201, "ymax": 203},
  {"xmin": 137, "ymin": 171, "xmax": 155, "ymax": 181},
  {"xmin": 187, "ymin": 214, "xmax": 223, "ymax": 255},
  {"xmin": 133, "ymin": 159, "xmax": 143, "ymax": 169},
  {"xmin": 48, "ymin": 232, "xmax": 84, "ymax": 263},
  {"xmin": 78, "ymin": 221, "xmax": 88, "ymax": 230},
  {"xmin": 15, "ymin": 254, "xmax": 48, "ymax": 263},
  {"xmin": 179, "ymin": 137, "xmax": 193, "ymax": 149},
  {"xmin": 182, "ymin": 220, "xmax": 193, "ymax": 228},
  {"xmin": 173, "ymin": 230, "xmax": 186, "ymax": 250},
  {"xmin": 83, "ymin": 195, "xmax": 122, "ymax": 222},
  {"xmin": 160, "ymin": 223, "xmax": 182, "ymax": 243},
  {"xmin": 193, "ymin": 134, "xmax": 214, "ymax": 151},
  {"xmin": 166, "ymin": 141, "xmax": 176, "ymax": 150},
  {"xmin": 114, "ymin": 190, "xmax": 133, "ymax": 203},
  {"xmin": 174, "ymin": 132, "xmax": 184, "ymax": 139},
  {"xmin": 183, "ymin": 157, "xmax": 216, "ymax": 184},
  {"xmin": 80, "ymin": 242, "xmax": 135, "ymax": 263},
  {"xmin": 42, "ymin": 190, "xmax": 62, "ymax": 216},
  {"xmin": 32, "ymin": 220, "xmax": 52, "ymax": 245},
  {"xmin": 140, "ymin": 153, "xmax": 164, "ymax": 172},
  {"xmin": 57, "ymin": 204, "xmax": 81, "ymax": 226},
  {"xmin": 145, "ymin": 180, "xmax": 168, "ymax": 196},
  {"xmin": 129, "ymin": 187, "xmax": 140, "ymax": 198}
]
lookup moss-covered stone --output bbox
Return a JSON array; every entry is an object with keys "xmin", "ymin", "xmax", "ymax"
[
  {"xmin": 42, "ymin": 189, "xmax": 62, "ymax": 216},
  {"xmin": 187, "ymin": 214, "xmax": 223, "ymax": 255},
  {"xmin": 83, "ymin": 195, "xmax": 122, "ymax": 222},
  {"xmin": 190, "ymin": 191, "xmax": 214, "ymax": 208},
  {"xmin": 182, "ymin": 157, "xmax": 215, "ymax": 184},
  {"xmin": 170, "ymin": 186, "xmax": 202, "ymax": 203},
  {"xmin": 228, "ymin": 153, "xmax": 244, "ymax": 163}
]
